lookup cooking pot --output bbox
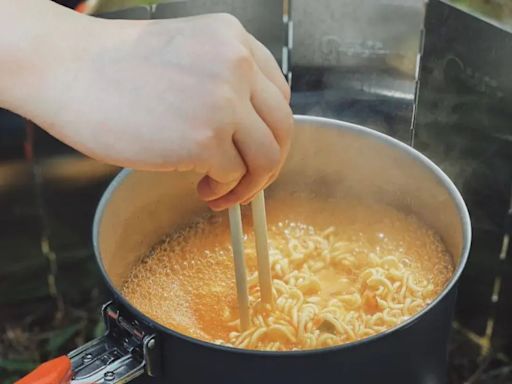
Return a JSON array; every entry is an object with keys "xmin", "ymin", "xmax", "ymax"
[{"xmin": 19, "ymin": 115, "xmax": 471, "ymax": 384}]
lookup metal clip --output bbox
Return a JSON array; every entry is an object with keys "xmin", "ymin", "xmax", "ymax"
[{"xmin": 69, "ymin": 302, "xmax": 160, "ymax": 383}]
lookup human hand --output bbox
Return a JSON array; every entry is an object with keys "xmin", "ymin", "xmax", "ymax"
[{"xmin": 2, "ymin": 3, "xmax": 292, "ymax": 211}]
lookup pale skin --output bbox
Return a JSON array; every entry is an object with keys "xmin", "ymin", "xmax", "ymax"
[{"xmin": 0, "ymin": 1, "xmax": 293, "ymax": 211}]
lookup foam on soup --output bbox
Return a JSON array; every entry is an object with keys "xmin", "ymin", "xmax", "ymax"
[{"xmin": 122, "ymin": 196, "xmax": 453, "ymax": 351}]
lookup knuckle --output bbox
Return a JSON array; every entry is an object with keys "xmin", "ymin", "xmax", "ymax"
[
  {"xmin": 194, "ymin": 128, "xmax": 228, "ymax": 156},
  {"xmin": 227, "ymin": 45, "xmax": 255, "ymax": 75},
  {"xmin": 212, "ymin": 13, "xmax": 244, "ymax": 31}
]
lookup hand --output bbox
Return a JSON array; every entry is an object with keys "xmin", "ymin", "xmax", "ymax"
[{"xmin": 1, "ymin": 3, "xmax": 293, "ymax": 211}]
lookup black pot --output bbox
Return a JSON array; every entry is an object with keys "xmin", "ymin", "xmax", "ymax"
[{"xmin": 63, "ymin": 116, "xmax": 471, "ymax": 384}]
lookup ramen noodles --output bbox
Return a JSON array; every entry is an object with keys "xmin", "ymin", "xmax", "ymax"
[{"xmin": 122, "ymin": 196, "xmax": 454, "ymax": 351}]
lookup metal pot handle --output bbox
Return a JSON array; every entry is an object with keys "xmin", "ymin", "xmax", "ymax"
[{"xmin": 16, "ymin": 302, "xmax": 161, "ymax": 384}]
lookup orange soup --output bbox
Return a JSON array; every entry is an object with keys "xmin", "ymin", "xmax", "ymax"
[{"xmin": 122, "ymin": 197, "xmax": 453, "ymax": 351}]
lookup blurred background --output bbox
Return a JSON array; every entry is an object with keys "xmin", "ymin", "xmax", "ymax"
[{"xmin": 0, "ymin": 0, "xmax": 511, "ymax": 383}]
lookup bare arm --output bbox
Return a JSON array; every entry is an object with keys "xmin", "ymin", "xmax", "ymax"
[{"xmin": 0, "ymin": 1, "xmax": 293, "ymax": 210}]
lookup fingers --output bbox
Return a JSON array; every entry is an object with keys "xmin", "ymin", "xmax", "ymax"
[
  {"xmin": 207, "ymin": 107, "xmax": 281, "ymax": 211},
  {"xmin": 197, "ymin": 139, "xmax": 247, "ymax": 202},
  {"xmin": 197, "ymin": 31, "xmax": 292, "ymax": 211},
  {"xmin": 251, "ymin": 71, "xmax": 293, "ymax": 170},
  {"xmin": 247, "ymin": 35, "xmax": 293, "ymax": 199},
  {"xmin": 235, "ymin": 71, "xmax": 293, "ymax": 205},
  {"xmin": 247, "ymin": 34, "xmax": 291, "ymax": 102}
]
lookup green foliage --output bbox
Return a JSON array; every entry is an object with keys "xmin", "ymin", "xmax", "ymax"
[
  {"xmin": 0, "ymin": 359, "xmax": 37, "ymax": 372},
  {"xmin": 46, "ymin": 323, "xmax": 83, "ymax": 356},
  {"xmin": 93, "ymin": 317, "xmax": 106, "ymax": 338},
  {"xmin": 2, "ymin": 375, "xmax": 22, "ymax": 384}
]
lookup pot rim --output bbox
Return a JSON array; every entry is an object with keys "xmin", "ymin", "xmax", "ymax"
[{"xmin": 92, "ymin": 114, "xmax": 471, "ymax": 356}]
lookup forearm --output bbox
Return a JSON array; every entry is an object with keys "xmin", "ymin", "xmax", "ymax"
[{"xmin": 0, "ymin": 1, "xmax": 94, "ymax": 119}]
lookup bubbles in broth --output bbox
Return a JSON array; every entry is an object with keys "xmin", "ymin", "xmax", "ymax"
[{"xmin": 122, "ymin": 196, "xmax": 454, "ymax": 351}]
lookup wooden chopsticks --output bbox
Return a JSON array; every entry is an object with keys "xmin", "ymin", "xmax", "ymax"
[{"xmin": 228, "ymin": 190, "xmax": 273, "ymax": 331}]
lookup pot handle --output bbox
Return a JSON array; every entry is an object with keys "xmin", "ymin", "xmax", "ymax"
[
  {"xmin": 15, "ymin": 356, "xmax": 72, "ymax": 384},
  {"xmin": 16, "ymin": 302, "xmax": 161, "ymax": 384}
]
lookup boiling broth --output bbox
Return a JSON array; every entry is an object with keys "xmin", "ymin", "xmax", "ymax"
[{"xmin": 122, "ymin": 196, "xmax": 453, "ymax": 350}]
